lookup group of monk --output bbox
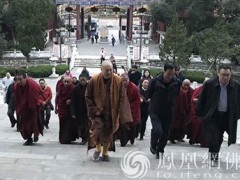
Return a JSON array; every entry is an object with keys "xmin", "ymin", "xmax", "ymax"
[{"xmin": 4, "ymin": 61, "xmax": 240, "ymax": 166}]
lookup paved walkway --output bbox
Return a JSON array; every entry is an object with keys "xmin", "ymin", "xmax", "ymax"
[{"xmin": 0, "ymin": 77, "xmax": 240, "ymax": 180}]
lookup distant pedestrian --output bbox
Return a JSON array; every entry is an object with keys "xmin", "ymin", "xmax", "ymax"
[
  {"xmin": 100, "ymin": 48, "xmax": 106, "ymax": 64},
  {"xmin": 6, "ymin": 77, "xmax": 18, "ymax": 129},
  {"xmin": 95, "ymin": 33, "xmax": 99, "ymax": 44},
  {"xmin": 91, "ymin": 36, "xmax": 94, "ymax": 44},
  {"xmin": 109, "ymin": 54, "xmax": 117, "ymax": 74},
  {"xmin": 64, "ymin": 70, "xmax": 73, "ymax": 78},
  {"xmin": 175, "ymin": 66, "xmax": 185, "ymax": 84},
  {"xmin": 80, "ymin": 66, "xmax": 91, "ymax": 80},
  {"xmin": 2, "ymin": 72, "xmax": 13, "ymax": 102},
  {"xmin": 128, "ymin": 65, "xmax": 142, "ymax": 86},
  {"xmin": 111, "ymin": 36, "xmax": 116, "ymax": 47}
]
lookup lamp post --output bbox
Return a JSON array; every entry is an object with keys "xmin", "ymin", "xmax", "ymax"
[
  {"xmin": 55, "ymin": 28, "xmax": 64, "ymax": 64},
  {"xmin": 65, "ymin": 6, "xmax": 73, "ymax": 38},
  {"xmin": 138, "ymin": 6, "xmax": 147, "ymax": 61}
]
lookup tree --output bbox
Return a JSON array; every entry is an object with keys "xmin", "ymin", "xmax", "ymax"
[
  {"xmin": 221, "ymin": 0, "xmax": 240, "ymax": 65},
  {"xmin": 2, "ymin": 0, "xmax": 53, "ymax": 62},
  {"xmin": 159, "ymin": 15, "xmax": 192, "ymax": 68},
  {"xmin": 0, "ymin": 1, "xmax": 7, "ymax": 58},
  {"xmin": 187, "ymin": 0, "xmax": 220, "ymax": 33},
  {"xmin": 198, "ymin": 21, "xmax": 233, "ymax": 73}
]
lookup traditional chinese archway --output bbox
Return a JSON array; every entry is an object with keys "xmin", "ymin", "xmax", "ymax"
[{"xmin": 55, "ymin": 0, "xmax": 156, "ymax": 41}]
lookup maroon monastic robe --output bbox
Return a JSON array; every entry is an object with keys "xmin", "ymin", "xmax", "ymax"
[
  {"xmin": 119, "ymin": 82, "xmax": 141, "ymax": 146},
  {"xmin": 189, "ymin": 86, "xmax": 207, "ymax": 147},
  {"xmin": 169, "ymin": 86, "xmax": 193, "ymax": 140},
  {"xmin": 14, "ymin": 78, "xmax": 42, "ymax": 140},
  {"xmin": 56, "ymin": 83, "xmax": 75, "ymax": 144}
]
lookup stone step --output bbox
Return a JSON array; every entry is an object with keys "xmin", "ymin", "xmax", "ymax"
[{"xmin": 74, "ymin": 55, "xmax": 128, "ymax": 68}]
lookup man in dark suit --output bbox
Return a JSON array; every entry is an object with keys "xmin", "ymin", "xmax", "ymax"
[{"xmin": 196, "ymin": 64, "xmax": 240, "ymax": 167}]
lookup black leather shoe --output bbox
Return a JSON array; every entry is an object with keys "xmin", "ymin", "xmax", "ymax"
[
  {"xmin": 80, "ymin": 140, "xmax": 87, "ymax": 145},
  {"xmin": 45, "ymin": 124, "xmax": 49, "ymax": 129},
  {"xmin": 130, "ymin": 138, "xmax": 134, "ymax": 145},
  {"xmin": 11, "ymin": 120, "xmax": 17, "ymax": 128},
  {"xmin": 34, "ymin": 136, "xmax": 39, "ymax": 142},
  {"xmin": 156, "ymin": 152, "xmax": 164, "ymax": 159},
  {"xmin": 150, "ymin": 146, "xmax": 156, "ymax": 155},
  {"xmin": 23, "ymin": 138, "xmax": 33, "ymax": 146}
]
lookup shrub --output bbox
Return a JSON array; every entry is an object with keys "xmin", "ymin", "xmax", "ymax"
[
  {"xmin": 0, "ymin": 66, "xmax": 27, "ymax": 78},
  {"xmin": 28, "ymin": 65, "xmax": 52, "ymax": 78},
  {"xmin": 183, "ymin": 70, "xmax": 211, "ymax": 83},
  {"xmin": 56, "ymin": 64, "xmax": 69, "ymax": 75}
]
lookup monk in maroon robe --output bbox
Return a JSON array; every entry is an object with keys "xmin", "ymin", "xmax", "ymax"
[
  {"xmin": 15, "ymin": 73, "xmax": 42, "ymax": 145},
  {"xmin": 55, "ymin": 76, "xmax": 75, "ymax": 144},
  {"xmin": 189, "ymin": 80, "xmax": 209, "ymax": 147},
  {"xmin": 169, "ymin": 79, "xmax": 193, "ymax": 143},
  {"xmin": 119, "ymin": 73, "xmax": 141, "ymax": 146}
]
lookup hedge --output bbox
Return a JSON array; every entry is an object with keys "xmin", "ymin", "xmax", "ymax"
[{"xmin": 0, "ymin": 64, "xmax": 69, "ymax": 78}]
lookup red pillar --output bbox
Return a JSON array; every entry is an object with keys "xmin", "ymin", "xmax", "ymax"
[
  {"xmin": 76, "ymin": 5, "xmax": 81, "ymax": 40},
  {"xmin": 127, "ymin": 5, "xmax": 133, "ymax": 41},
  {"xmin": 81, "ymin": 7, "xmax": 84, "ymax": 39}
]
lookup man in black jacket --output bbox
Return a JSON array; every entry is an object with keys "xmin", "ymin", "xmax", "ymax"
[
  {"xmin": 5, "ymin": 77, "xmax": 18, "ymax": 129},
  {"xmin": 196, "ymin": 65, "xmax": 240, "ymax": 167},
  {"xmin": 70, "ymin": 74, "xmax": 89, "ymax": 145},
  {"xmin": 148, "ymin": 63, "xmax": 180, "ymax": 159}
]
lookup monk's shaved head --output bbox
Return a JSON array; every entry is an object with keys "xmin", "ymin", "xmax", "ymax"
[
  {"xmin": 63, "ymin": 76, "xmax": 72, "ymax": 87},
  {"xmin": 101, "ymin": 60, "xmax": 113, "ymax": 68},
  {"xmin": 182, "ymin": 79, "xmax": 191, "ymax": 85},
  {"xmin": 101, "ymin": 61, "xmax": 113, "ymax": 79}
]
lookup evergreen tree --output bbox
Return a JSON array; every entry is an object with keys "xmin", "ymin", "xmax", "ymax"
[{"xmin": 159, "ymin": 15, "xmax": 192, "ymax": 68}]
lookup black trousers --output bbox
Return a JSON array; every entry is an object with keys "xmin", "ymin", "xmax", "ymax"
[
  {"xmin": 206, "ymin": 111, "xmax": 228, "ymax": 154},
  {"xmin": 40, "ymin": 107, "xmax": 51, "ymax": 128},
  {"xmin": 150, "ymin": 113, "xmax": 171, "ymax": 153},
  {"xmin": 7, "ymin": 106, "xmax": 17, "ymax": 124},
  {"xmin": 140, "ymin": 112, "xmax": 148, "ymax": 138}
]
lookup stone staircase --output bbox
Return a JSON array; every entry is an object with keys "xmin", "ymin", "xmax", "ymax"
[{"xmin": 74, "ymin": 55, "xmax": 128, "ymax": 68}]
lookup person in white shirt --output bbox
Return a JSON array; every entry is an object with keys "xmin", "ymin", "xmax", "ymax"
[{"xmin": 2, "ymin": 72, "xmax": 13, "ymax": 102}]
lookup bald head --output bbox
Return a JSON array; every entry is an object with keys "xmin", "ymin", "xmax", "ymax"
[
  {"xmin": 182, "ymin": 79, "xmax": 191, "ymax": 90},
  {"xmin": 182, "ymin": 79, "xmax": 191, "ymax": 85},
  {"xmin": 63, "ymin": 76, "xmax": 72, "ymax": 87},
  {"xmin": 101, "ymin": 60, "xmax": 113, "ymax": 79},
  {"xmin": 121, "ymin": 73, "xmax": 129, "ymax": 88},
  {"xmin": 101, "ymin": 60, "xmax": 113, "ymax": 68}
]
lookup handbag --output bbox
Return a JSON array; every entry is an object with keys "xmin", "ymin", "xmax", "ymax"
[{"xmin": 49, "ymin": 101, "xmax": 54, "ymax": 111}]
